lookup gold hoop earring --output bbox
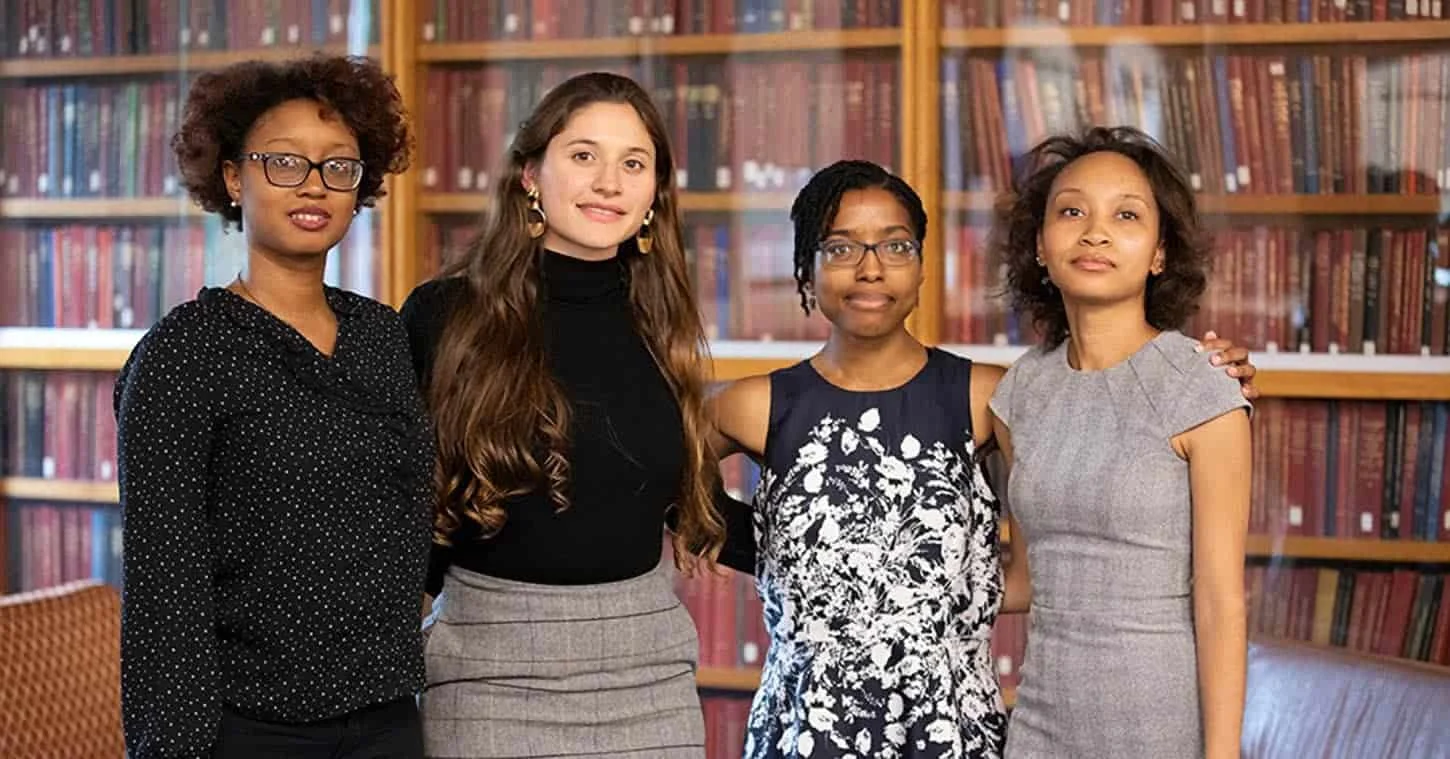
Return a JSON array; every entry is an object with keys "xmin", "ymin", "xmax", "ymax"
[
  {"xmin": 526, "ymin": 186, "xmax": 547, "ymax": 239},
  {"xmin": 636, "ymin": 208, "xmax": 656, "ymax": 254}
]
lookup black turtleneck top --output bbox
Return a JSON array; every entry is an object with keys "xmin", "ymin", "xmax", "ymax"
[
  {"xmin": 113, "ymin": 286, "xmax": 435, "ymax": 759},
  {"xmin": 401, "ymin": 250, "xmax": 753, "ymax": 592}
]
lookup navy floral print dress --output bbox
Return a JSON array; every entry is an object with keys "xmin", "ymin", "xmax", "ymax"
[{"xmin": 745, "ymin": 348, "xmax": 1006, "ymax": 759}]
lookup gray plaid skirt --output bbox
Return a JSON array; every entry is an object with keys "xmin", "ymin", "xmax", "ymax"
[{"xmin": 420, "ymin": 561, "xmax": 705, "ymax": 758}]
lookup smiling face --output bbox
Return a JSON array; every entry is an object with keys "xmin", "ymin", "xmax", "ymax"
[
  {"xmin": 525, "ymin": 101, "xmax": 658, "ymax": 261},
  {"xmin": 222, "ymin": 98, "xmax": 361, "ymax": 258},
  {"xmin": 812, "ymin": 187, "xmax": 924, "ymax": 339},
  {"xmin": 1038, "ymin": 149, "xmax": 1165, "ymax": 308}
]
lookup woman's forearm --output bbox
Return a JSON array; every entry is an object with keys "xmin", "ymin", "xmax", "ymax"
[{"xmin": 1194, "ymin": 588, "xmax": 1247, "ymax": 759}]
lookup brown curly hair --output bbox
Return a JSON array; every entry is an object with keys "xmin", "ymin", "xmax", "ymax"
[
  {"xmin": 172, "ymin": 53, "xmax": 412, "ymax": 228},
  {"xmin": 994, "ymin": 126, "xmax": 1212, "ymax": 349}
]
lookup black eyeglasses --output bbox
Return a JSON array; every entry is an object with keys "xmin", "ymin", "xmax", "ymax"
[
  {"xmin": 240, "ymin": 151, "xmax": 365, "ymax": 192},
  {"xmin": 816, "ymin": 238, "xmax": 922, "ymax": 268}
]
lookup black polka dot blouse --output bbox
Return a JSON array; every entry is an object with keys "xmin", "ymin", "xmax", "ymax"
[{"xmin": 113, "ymin": 286, "xmax": 435, "ymax": 758}]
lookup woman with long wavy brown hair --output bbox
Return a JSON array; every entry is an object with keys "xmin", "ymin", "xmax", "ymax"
[{"xmin": 400, "ymin": 71, "xmax": 750, "ymax": 758}]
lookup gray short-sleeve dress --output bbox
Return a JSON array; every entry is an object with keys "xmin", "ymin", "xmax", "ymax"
[{"xmin": 990, "ymin": 330, "xmax": 1251, "ymax": 758}]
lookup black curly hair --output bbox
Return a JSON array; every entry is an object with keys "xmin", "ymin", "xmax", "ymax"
[
  {"xmin": 995, "ymin": 126, "xmax": 1211, "ymax": 349},
  {"xmin": 172, "ymin": 53, "xmax": 412, "ymax": 229},
  {"xmin": 788, "ymin": 160, "xmax": 929, "ymax": 314}
]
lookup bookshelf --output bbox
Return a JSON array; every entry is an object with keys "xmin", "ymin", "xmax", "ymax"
[
  {"xmin": 944, "ymin": 192, "xmax": 1447, "ymax": 215},
  {"xmin": 417, "ymin": 27, "xmax": 903, "ymax": 62},
  {"xmin": 2, "ymin": 2, "xmax": 1449, "ymax": 751},
  {"xmin": 940, "ymin": 20, "xmax": 1450, "ymax": 48},
  {"xmin": 0, "ymin": 44, "xmax": 382, "ymax": 79}
]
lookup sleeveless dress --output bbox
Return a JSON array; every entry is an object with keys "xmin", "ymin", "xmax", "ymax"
[
  {"xmin": 744, "ymin": 348, "xmax": 1007, "ymax": 759},
  {"xmin": 990, "ymin": 331, "xmax": 1251, "ymax": 758}
]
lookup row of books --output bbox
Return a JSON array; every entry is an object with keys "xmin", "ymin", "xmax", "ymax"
[
  {"xmin": 418, "ymin": 55, "xmax": 899, "ymax": 196},
  {"xmin": 1249, "ymin": 399, "xmax": 1449, "ymax": 542},
  {"xmin": 6, "ymin": 52, "xmax": 1447, "ymax": 202},
  {"xmin": 946, "ymin": 224, "xmax": 1450, "ymax": 355},
  {"xmin": 942, "ymin": 0, "xmax": 1449, "ymax": 25},
  {"xmin": 1, "ymin": 0, "xmax": 379, "ymax": 58},
  {"xmin": 943, "ymin": 51, "xmax": 1450, "ymax": 195},
  {"xmin": 15, "ymin": 375, "xmax": 1446, "ymax": 548},
  {"xmin": 0, "ymin": 215, "xmax": 1442, "ymax": 359},
  {"xmin": 418, "ymin": 0, "xmax": 900, "ymax": 42},
  {"xmin": 0, "ymin": 219, "xmax": 381, "ymax": 329},
  {"xmin": 5, "ymin": 371, "xmax": 117, "ymax": 482},
  {"xmin": 1, "ymin": 80, "xmax": 184, "ymax": 201},
  {"xmin": 699, "ymin": 696, "xmax": 750, "ymax": 759},
  {"xmin": 4, "ymin": 499, "xmax": 121, "ymax": 593},
  {"xmin": 1248, "ymin": 564, "xmax": 1449, "ymax": 666},
  {"xmin": 429, "ymin": 218, "xmax": 1450, "ymax": 352},
  {"xmin": 416, "ymin": 0, "xmax": 1442, "ymax": 41},
  {"xmin": 0, "ymin": 223, "xmax": 240, "ymax": 330}
]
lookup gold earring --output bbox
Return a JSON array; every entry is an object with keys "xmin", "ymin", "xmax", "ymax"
[
  {"xmin": 636, "ymin": 208, "xmax": 655, "ymax": 254},
  {"xmin": 526, "ymin": 186, "xmax": 547, "ymax": 239}
]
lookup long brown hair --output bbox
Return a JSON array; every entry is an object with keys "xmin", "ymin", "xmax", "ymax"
[{"xmin": 428, "ymin": 72, "xmax": 724, "ymax": 570}]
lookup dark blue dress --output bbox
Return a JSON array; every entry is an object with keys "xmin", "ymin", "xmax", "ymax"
[{"xmin": 745, "ymin": 348, "xmax": 1007, "ymax": 758}]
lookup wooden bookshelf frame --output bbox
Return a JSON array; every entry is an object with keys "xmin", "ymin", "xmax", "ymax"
[
  {"xmin": 1246, "ymin": 536, "xmax": 1450, "ymax": 564},
  {"xmin": 1, "ymin": 478, "xmax": 119, "ymax": 504},
  {"xmin": 941, "ymin": 21, "xmax": 1450, "ymax": 49},
  {"xmin": 0, "ymin": 198, "xmax": 203, "ymax": 219},
  {"xmin": 6, "ymin": 341, "xmax": 1446, "ymax": 402},
  {"xmin": 418, "ymin": 28, "xmax": 902, "ymax": 63},
  {"xmin": 0, "ymin": 45, "xmax": 383, "ymax": 79}
]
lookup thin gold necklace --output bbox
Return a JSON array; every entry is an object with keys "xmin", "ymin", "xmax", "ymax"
[
  {"xmin": 233, "ymin": 274, "xmax": 327, "ymax": 319},
  {"xmin": 232, "ymin": 274, "xmax": 264, "ymax": 308}
]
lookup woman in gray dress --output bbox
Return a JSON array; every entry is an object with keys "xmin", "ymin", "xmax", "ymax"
[{"xmin": 989, "ymin": 127, "xmax": 1253, "ymax": 759}]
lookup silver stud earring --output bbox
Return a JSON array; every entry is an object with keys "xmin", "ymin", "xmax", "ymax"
[
  {"xmin": 1036, "ymin": 256, "xmax": 1052, "ymax": 286},
  {"xmin": 231, "ymin": 199, "xmax": 240, "ymax": 208}
]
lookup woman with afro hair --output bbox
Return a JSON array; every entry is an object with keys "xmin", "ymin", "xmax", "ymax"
[{"xmin": 115, "ymin": 54, "xmax": 432, "ymax": 759}]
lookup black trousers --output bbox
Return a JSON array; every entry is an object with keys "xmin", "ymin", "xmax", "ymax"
[{"xmin": 214, "ymin": 696, "xmax": 423, "ymax": 759}]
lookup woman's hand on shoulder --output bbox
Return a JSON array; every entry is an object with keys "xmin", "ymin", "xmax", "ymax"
[
  {"xmin": 1196, "ymin": 330, "xmax": 1259, "ymax": 400},
  {"xmin": 707, "ymin": 375, "xmax": 770, "ymax": 460}
]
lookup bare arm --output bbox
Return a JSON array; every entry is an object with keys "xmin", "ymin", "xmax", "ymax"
[
  {"xmin": 972, "ymin": 363, "xmax": 1031, "ymax": 614},
  {"xmin": 991, "ymin": 413, "xmax": 1032, "ymax": 614},
  {"xmin": 1177, "ymin": 409, "xmax": 1252, "ymax": 759},
  {"xmin": 707, "ymin": 375, "xmax": 770, "ymax": 460},
  {"xmin": 693, "ymin": 376, "xmax": 772, "ymax": 575}
]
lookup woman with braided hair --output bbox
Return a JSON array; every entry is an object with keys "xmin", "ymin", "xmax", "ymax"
[{"xmin": 707, "ymin": 159, "xmax": 1258, "ymax": 758}]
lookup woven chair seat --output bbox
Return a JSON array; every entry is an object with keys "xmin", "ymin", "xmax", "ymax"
[{"xmin": 0, "ymin": 580, "xmax": 124, "ymax": 759}]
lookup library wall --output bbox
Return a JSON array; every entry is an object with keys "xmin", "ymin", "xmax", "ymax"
[{"xmin": 1, "ymin": 1, "xmax": 1447, "ymax": 756}]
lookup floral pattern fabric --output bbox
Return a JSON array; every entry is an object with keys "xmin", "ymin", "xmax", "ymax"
[{"xmin": 746, "ymin": 352, "xmax": 1005, "ymax": 759}]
